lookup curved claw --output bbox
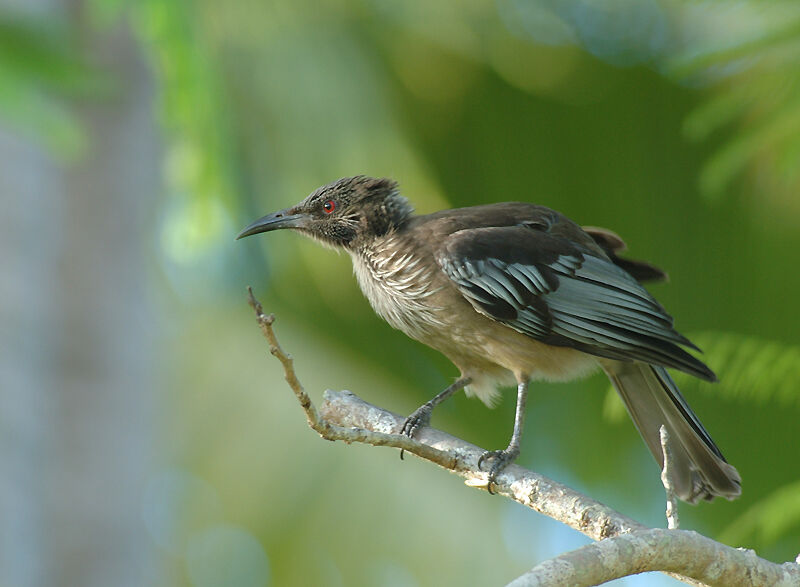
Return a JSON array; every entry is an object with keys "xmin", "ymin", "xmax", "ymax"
[
  {"xmin": 477, "ymin": 449, "xmax": 506, "ymax": 471},
  {"xmin": 398, "ymin": 405, "xmax": 433, "ymax": 461},
  {"xmin": 477, "ymin": 448, "xmax": 519, "ymax": 494},
  {"xmin": 399, "ymin": 408, "xmax": 429, "ymax": 438}
]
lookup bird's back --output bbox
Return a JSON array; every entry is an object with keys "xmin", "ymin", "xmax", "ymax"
[{"xmin": 409, "ymin": 202, "xmax": 606, "ymax": 256}]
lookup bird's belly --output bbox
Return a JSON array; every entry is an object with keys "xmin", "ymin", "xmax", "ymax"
[
  {"xmin": 421, "ymin": 313, "xmax": 600, "ymax": 405},
  {"xmin": 398, "ymin": 302, "xmax": 592, "ymax": 377}
]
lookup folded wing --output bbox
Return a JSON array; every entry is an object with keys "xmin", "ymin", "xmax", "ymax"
[{"xmin": 436, "ymin": 225, "xmax": 715, "ymax": 381}]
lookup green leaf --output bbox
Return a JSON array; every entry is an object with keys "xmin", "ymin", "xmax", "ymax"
[{"xmin": 688, "ymin": 331, "xmax": 800, "ymax": 407}]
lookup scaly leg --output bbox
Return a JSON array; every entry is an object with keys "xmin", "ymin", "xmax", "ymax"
[
  {"xmin": 399, "ymin": 376, "xmax": 472, "ymax": 459},
  {"xmin": 478, "ymin": 379, "xmax": 529, "ymax": 493}
]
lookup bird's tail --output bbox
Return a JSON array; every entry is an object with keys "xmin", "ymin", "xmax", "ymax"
[{"xmin": 601, "ymin": 361, "xmax": 741, "ymax": 503}]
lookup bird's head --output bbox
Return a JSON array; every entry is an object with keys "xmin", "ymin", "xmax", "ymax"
[{"xmin": 236, "ymin": 176, "xmax": 413, "ymax": 249}]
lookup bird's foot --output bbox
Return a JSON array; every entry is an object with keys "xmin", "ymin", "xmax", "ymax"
[
  {"xmin": 400, "ymin": 404, "xmax": 433, "ymax": 437},
  {"xmin": 478, "ymin": 447, "xmax": 520, "ymax": 494},
  {"xmin": 398, "ymin": 404, "xmax": 433, "ymax": 460}
]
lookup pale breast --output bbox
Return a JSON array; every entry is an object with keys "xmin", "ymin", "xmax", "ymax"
[
  {"xmin": 350, "ymin": 235, "xmax": 446, "ymax": 340},
  {"xmin": 349, "ymin": 233, "xmax": 599, "ymax": 408}
]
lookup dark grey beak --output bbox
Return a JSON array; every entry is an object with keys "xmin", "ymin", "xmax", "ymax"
[{"xmin": 236, "ymin": 208, "xmax": 307, "ymax": 240}]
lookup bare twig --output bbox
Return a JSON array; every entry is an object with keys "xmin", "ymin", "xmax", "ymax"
[
  {"xmin": 247, "ymin": 287, "xmax": 456, "ymax": 466},
  {"xmin": 247, "ymin": 290, "xmax": 800, "ymax": 587},
  {"xmin": 660, "ymin": 425, "xmax": 680, "ymax": 530},
  {"xmin": 247, "ymin": 287, "xmax": 320, "ymax": 431}
]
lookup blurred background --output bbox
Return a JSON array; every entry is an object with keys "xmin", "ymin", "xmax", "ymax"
[{"xmin": 2, "ymin": 0, "xmax": 800, "ymax": 585}]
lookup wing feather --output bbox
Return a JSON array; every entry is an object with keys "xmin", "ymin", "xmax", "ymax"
[{"xmin": 436, "ymin": 225, "xmax": 714, "ymax": 380}]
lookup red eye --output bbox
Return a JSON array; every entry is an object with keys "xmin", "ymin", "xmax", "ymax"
[{"xmin": 323, "ymin": 199, "xmax": 336, "ymax": 214}]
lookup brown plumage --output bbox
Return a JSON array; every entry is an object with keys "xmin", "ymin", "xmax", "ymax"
[{"xmin": 238, "ymin": 176, "xmax": 741, "ymax": 503}]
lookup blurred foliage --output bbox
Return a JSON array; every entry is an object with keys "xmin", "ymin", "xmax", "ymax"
[
  {"xmin": 0, "ymin": 13, "xmax": 100, "ymax": 155},
  {"xmin": 604, "ymin": 330, "xmax": 800, "ymax": 422},
  {"xmin": 668, "ymin": 2, "xmax": 800, "ymax": 204},
  {"xmin": 719, "ymin": 480, "xmax": 800, "ymax": 548},
  {"xmin": 130, "ymin": 0, "xmax": 245, "ymax": 299},
  {"xmin": 5, "ymin": 0, "xmax": 800, "ymax": 585},
  {"xmin": 690, "ymin": 332, "xmax": 800, "ymax": 407},
  {"xmin": 133, "ymin": 0, "xmax": 237, "ymax": 210}
]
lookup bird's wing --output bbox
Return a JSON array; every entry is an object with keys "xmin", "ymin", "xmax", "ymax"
[
  {"xmin": 436, "ymin": 225, "xmax": 714, "ymax": 381},
  {"xmin": 582, "ymin": 226, "xmax": 668, "ymax": 283}
]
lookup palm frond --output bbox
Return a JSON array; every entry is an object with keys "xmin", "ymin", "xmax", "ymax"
[
  {"xmin": 604, "ymin": 331, "xmax": 800, "ymax": 423},
  {"xmin": 670, "ymin": 2, "xmax": 800, "ymax": 198},
  {"xmin": 719, "ymin": 480, "xmax": 800, "ymax": 547}
]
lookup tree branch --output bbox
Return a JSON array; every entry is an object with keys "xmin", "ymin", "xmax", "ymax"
[
  {"xmin": 507, "ymin": 528, "xmax": 800, "ymax": 587},
  {"xmin": 247, "ymin": 290, "xmax": 800, "ymax": 586}
]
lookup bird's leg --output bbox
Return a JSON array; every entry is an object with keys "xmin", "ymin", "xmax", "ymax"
[
  {"xmin": 398, "ymin": 376, "xmax": 472, "ymax": 459},
  {"xmin": 478, "ymin": 380, "xmax": 529, "ymax": 493}
]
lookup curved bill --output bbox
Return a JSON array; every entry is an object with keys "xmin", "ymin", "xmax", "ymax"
[{"xmin": 236, "ymin": 209, "xmax": 307, "ymax": 240}]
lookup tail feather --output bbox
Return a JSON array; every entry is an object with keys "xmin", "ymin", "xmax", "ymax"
[{"xmin": 601, "ymin": 360, "xmax": 741, "ymax": 503}]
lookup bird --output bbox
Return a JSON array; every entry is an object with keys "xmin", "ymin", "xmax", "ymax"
[{"xmin": 237, "ymin": 175, "xmax": 741, "ymax": 503}]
